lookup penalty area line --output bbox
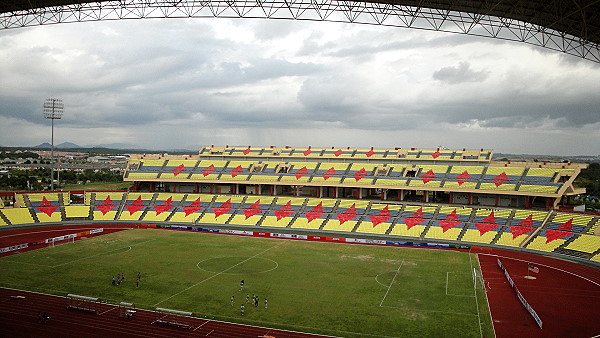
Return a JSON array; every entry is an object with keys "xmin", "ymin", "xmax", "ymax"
[
  {"xmin": 379, "ymin": 305, "xmax": 478, "ymax": 317},
  {"xmin": 446, "ymin": 271, "xmax": 476, "ymax": 297},
  {"xmin": 51, "ymin": 238, "xmax": 156, "ymax": 268}
]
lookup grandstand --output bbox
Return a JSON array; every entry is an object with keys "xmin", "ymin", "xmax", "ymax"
[
  {"xmin": 1, "ymin": 194, "xmax": 598, "ymax": 265},
  {"xmin": 125, "ymin": 146, "xmax": 585, "ymax": 210},
  {"xmin": 0, "ymin": 146, "xmax": 599, "ymax": 338},
  {"xmin": 0, "ymin": 146, "xmax": 597, "ymax": 265}
]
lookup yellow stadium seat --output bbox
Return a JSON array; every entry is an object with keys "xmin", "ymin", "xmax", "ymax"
[
  {"xmin": 355, "ymin": 218, "xmax": 393, "ymax": 234},
  {"xmin": 291, "ymin": 216, "xmax": 326, "ymax": 230},
  {"xmin": 485, "ymin": 167, "xmax": 524, "ymax": 176},
  {"xmin": 564, "ymin": 235, "xmax": 600, "ymax": 253},
  {"xmin": 389, "ymin": 220, "xmax": 426, "ymax": 239},
  {"xmin": 2, "ymin": 208, "xmax": 35, "ymax": 225},
  {"xmin": 426, "ymin": 226, "xmax": 463, "ymax": 241},
  {"xmin": 0, "ymin": 210, "xmax": 8, "ymax": 225},
  {"xmin": 65, "ymin": 206, "xmax": 90, "ymax": 218}
]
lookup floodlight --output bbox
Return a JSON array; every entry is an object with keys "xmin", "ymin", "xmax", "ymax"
[{"xmin": 43, "ymin": 98, "xmax": 64, "ymax": 191}]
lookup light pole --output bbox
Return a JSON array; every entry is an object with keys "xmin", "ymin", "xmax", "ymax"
[{"xmin": 43, "ymin": 98, "xmax": 64, "ymax": 191}]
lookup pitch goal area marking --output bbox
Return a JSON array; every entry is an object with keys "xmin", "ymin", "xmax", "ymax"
[
  {"xmin": 469, "ymin": 253, "xmax": 484, "ymax": 338},
  {"xmin": 446, "ymin": 272, "xmax": 476, "ymax": 297},
  {"xmin": 379, "ymin": 304, "xmax": 479, "ymax": 317},
  {"xmin": 375, "ymin": 270, "xmax": 474, "ymax": 298},
  {"xmin": 1, "ymin": 238, "xmax": 155, "ymax": 268}
]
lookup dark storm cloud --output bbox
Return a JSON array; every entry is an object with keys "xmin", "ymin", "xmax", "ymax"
[
  {"xmin": 432, "ymin": 61, "xmax": 488, "ymax": 84},
  {"xmin": 0, "ymin": 21, "xmax": 320, "ymax": 129},
  {"xmin": 294, "ymin": 60, "xmax": 600, "ymax": 132},
  {"xmin": 406, "ymin": 91, "xmax": 600, "ymax": 129},
  {"xmin": 1, "ymin": 18, "xmax": 600, "ymax": 154}
]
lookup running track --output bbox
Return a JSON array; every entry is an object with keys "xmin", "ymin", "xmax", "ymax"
[
  {"xmin": 477, "ymin": 248, "xmax": 600, "ymax": 337},
  {"xmin": 0, "ymin": 287, "xmax": 329, "ymax": 338}
]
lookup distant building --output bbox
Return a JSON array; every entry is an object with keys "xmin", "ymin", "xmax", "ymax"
[{"xmin": 88, "ymin": 156, "xmax": 110, "ymax": 163}]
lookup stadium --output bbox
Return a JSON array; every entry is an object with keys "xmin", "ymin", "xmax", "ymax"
[
  {"xmin": 1, "ymin": 145, "xmax": 599, "ymax": 337},
  {"xmin": 1, "ymin": 0, "xmax": 600, "ymax": 337}
]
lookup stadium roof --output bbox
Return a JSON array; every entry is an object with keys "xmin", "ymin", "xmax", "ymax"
[{"xmin": 2, "ymin": 0, "xmax": 599, "ymax": 45}]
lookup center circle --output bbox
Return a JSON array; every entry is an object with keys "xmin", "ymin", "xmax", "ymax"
[{"xmin": 196, "ymin": 256, "xmax": 278, "ymax": 274}]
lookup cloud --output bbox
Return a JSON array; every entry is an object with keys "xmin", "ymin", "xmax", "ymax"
[
  {"xmin": 0, "ymin": 18, "xmax": 599, "ymax": 155},
  {"xmin": 432, "ymin": 61, "xmax": 488, "ymax": 84}
]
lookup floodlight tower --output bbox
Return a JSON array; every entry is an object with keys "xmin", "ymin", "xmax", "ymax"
[{"xmin": 43, "ymin": 98, "xmax": 64, "ymax": 191}]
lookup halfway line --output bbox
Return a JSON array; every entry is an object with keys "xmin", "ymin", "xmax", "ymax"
[
  {"xmin": 379, "ymin": 260, "xmax": 404, "ymax": 307},
  {"xmin": 154, "ymin": 242, "xmax": 282, "ymax": 307}
]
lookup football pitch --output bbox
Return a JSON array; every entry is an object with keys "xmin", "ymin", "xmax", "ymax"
[{"xmin": 0, "ymin": 229, "xmax": 494, "ymax": 337}]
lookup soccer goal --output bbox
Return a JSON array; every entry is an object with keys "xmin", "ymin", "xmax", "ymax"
[
  {"xmin": 472, "ymin": 267, "xmax": 485, "ymax": 290},
  {"xmin": 153, "ymin": 307, "xmax": 193, "ymax": 329},
  {"xmin": 48, "ymin": 235, "xmax": 75, "ymax": 248},
  {"xmin": 119, "ymin": 302, "xmax": 136, "ymax": 320},
  {"xmin": 66, "ymin": 294, "xmax": 99, "ymax": 314}
]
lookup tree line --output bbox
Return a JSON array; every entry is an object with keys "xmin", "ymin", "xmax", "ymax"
[{"xmin": 0, "ymin": 168, "xmax": 122, "ymax": 191}]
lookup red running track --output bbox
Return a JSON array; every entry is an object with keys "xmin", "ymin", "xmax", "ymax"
[
  {"xmin": 0, "ymin": 287, "xmax": 329, "ymax": 338},
  {"xmin": 0, "ymin": 224, "xmax": 133, "ymax": 257},
  {"xmin": 478, "ymin": 248, "xmax": 600, "ymax": 337}
]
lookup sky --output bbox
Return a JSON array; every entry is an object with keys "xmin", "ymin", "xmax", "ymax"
[{"xmin": 0, "ymin": 17, "xmax": 599, "ymax": 156}]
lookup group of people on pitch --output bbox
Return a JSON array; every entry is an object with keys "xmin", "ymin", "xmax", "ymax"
[
  {"xmin": 235, "ymin": 280, "xmax": 268, "ymax": 316},
  {"xmin": 111, "ymin": 272, "xmax": 142, "ymax": 287}
]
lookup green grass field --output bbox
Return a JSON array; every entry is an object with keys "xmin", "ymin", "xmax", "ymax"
[{"xmin": 0, "ymin": 229, "xmax": 494, "ymax": 337}]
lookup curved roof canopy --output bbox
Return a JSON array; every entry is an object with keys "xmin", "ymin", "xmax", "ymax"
[
  {"xmin": 2, "ymin": 0, "xmax": 599, "ymax": 44},
  {"xmin": 1, "ymin": 0, "xmax": 599, "ymax": 62}
]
